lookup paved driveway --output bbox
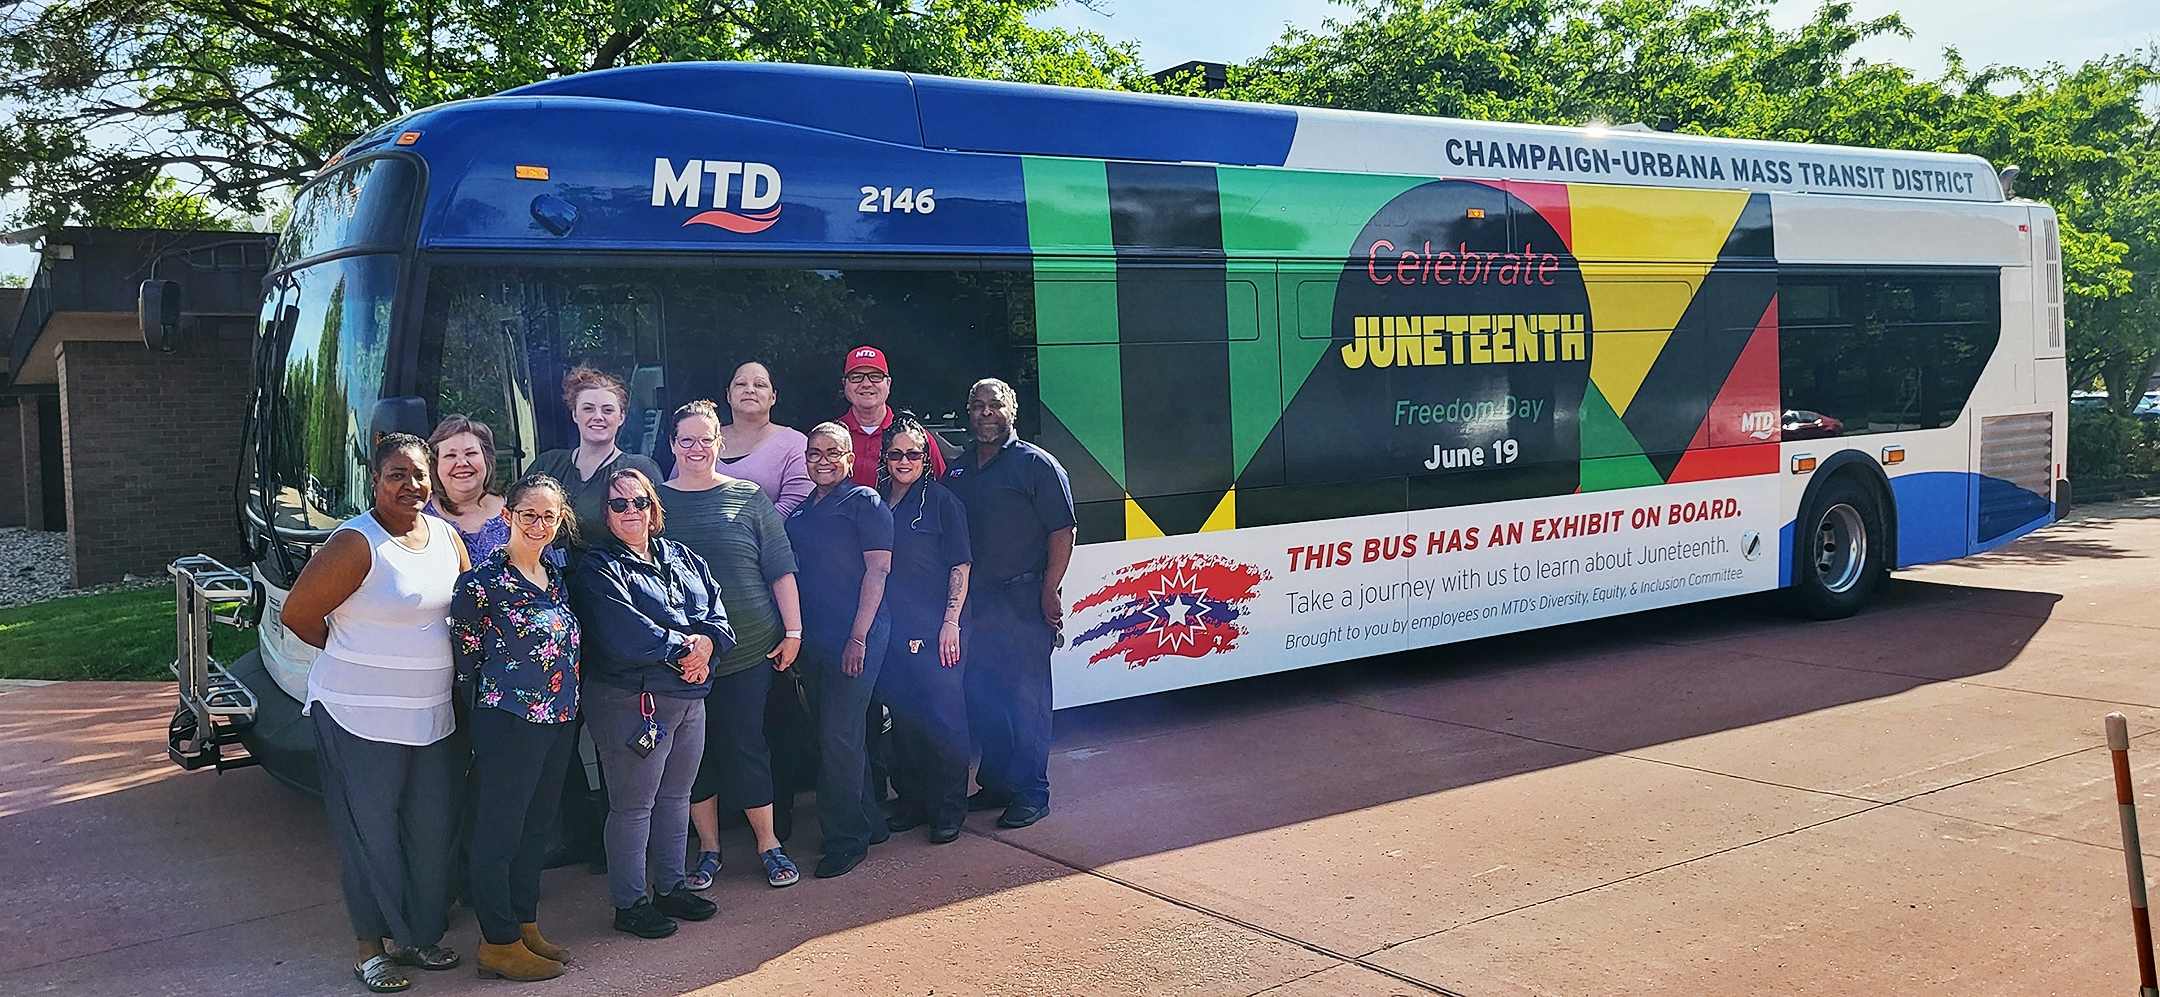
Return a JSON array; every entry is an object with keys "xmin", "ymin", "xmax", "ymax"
[{"xmin": 4, "ymin": 503, "xmax": 2157, "ymax": 995}]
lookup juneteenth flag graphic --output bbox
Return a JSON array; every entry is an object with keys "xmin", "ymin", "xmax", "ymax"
[{"xmin": 1071, "ymin": 554, "xmax": 1270, "ymax": 668}]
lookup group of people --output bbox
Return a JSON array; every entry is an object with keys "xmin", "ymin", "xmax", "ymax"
[{"xmin": 280, "ymin": 348, "xmax": 1077, "ymax": 992}]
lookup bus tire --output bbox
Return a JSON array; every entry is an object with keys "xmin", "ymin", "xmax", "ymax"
[{"xmin": 1787, "ymin": 473, "xmax": 1885, "ymax": 620}]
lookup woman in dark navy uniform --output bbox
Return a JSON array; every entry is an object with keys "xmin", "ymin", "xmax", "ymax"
[
  {"xmin": 782, "ymin": 422, "xmax": 893, "ymax": 879},
  {"xmin": 873, "ymin": 415, "xmax": 972, "ymax": 843}
]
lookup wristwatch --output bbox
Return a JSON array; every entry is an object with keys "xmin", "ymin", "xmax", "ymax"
[{"xmin": 784, "ymin": 630, "xmax": 802, "ymax": 639}]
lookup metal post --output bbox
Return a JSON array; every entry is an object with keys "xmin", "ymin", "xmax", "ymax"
[{"xmin": 2107, "ymin": 712, "xmax": 2158, "ymax": 997}]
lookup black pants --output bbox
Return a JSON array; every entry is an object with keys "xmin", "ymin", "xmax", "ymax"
[
  {"xmin": 880, "ymin": 624, "xmax": 970, "ymax": 830},
  {"xmin": 468, "ymin": 709, "xmax": 576, "ymax": 945},
  {"xmin": 311, "ymin": 708, "xmax": 458, "ymax": 948},
  {"xmin": 963, "ymin": 586, "xmax": 1055, "ymax": 809},
  {"xmin": 692, "ymin": 663, "xmax": 776, "ymax": 812},
  {"xmin": 552, "ymin": 717, "xmax": 606, "ymax": 859},
  {"xmin": 798, "ymin": 618, "xmax": 889, "ymax": 858}
]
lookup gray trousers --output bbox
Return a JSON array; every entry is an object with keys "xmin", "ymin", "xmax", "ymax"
[
  {"xmin": 311, "ymin": 709, "xmax": 458, "ymax": 948},
  {"xmin": 585, "ymin": 685, "xmax": 706, "ymax": 909}
]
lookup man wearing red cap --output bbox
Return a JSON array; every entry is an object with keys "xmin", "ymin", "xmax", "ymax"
[{"xmin": 836, "ymin": 345, "xmax": 946, "ymax": 486}]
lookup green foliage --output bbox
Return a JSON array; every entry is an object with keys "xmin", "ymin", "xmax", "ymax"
[
  {"xmin": 0, "ymin": 0, "xmax": 1140, "ymax": 227},
  {"xmin": 2069, "ymin": 407, "xmax": 2160, "ymax": 481},
  {"xmin": 0, "ymin": 271, "xmax": 26, "ymax": 288},
  {"xmin": 0, "ymin": 587, "xmax": 259, "ymax": 682}
]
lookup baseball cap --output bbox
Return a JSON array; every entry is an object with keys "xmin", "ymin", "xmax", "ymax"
[{"xmin": 844, "ymin": 345, "xmax": 888, "ymax": 375}]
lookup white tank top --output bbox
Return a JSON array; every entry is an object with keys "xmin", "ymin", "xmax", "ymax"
[{"xmin": 305, "ymin": 511, "xmax": 460, "ymax": 746}]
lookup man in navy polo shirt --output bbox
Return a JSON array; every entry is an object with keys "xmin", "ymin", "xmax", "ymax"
[{"xmin": 944, "ymin": 377, "xmax": 1074, "ymax": 829}]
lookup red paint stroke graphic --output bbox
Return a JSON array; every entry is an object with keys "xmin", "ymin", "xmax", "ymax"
[
  {"xmin": 684, "ymin": 207, "xmax": 781, "ymax": 233},
  {"xmin": 1072, "ymin": 554, "xmax": 1270, "ymax": 669}
]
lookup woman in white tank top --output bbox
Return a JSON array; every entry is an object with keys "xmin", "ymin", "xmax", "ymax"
[{"xmin": 281, "ymin": 434, "xmax": 472, "ymax": 993}]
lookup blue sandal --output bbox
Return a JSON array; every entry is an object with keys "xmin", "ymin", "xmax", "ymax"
[
  {"xmin": 684, "ymin": 850, "xmax": 722, "ymax": 891},
  {"xmin": 761, "ymin": 847, "xmax": 799, "ymax": 888}
]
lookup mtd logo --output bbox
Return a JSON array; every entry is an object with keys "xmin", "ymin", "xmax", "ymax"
[{"xmin": 652, "ymin": 158, "xmax": 782, "ymax": 233}]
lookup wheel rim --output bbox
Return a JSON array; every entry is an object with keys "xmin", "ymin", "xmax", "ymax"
[{"xmin": 1813, "ymin": 502, "xmax": 1867, "ymax": 594}]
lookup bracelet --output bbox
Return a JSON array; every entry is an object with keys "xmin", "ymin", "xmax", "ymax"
[
  {"xmin": 849, "ymin": 637, "xmax": 867, "ymax": 648},
  {"xmin": 784, "ymin": 630, "xmax": 802, "ymax": 639},
  {"xmin": 941, "ymin": 620, "xmax": 960, "ymax": 629}
]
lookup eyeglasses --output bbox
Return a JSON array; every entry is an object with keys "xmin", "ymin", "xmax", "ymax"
[
  {"xmin": 844, "ymin": 371, "xmax": 889, "ymax": 385},
  {"xmin": 509, "ymin": 508, "xmax": 562, "ymax": 528},
  {"xmin": 674, "ymin": 435, "xmax": 718, "ymax": 450},
  {"xmin": 883, "ymin": 449, "xmax": 927, "ymax": 463},
  {"xmin": 805, "ymin": 449, "xmax": 850, "ymax": 466},
  {"xmin": 606, "ymin": 495, "xmax": 654, "ymax": 513}
]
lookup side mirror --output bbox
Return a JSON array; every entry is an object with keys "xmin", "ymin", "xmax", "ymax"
[
  {"xmin": 140, "ymin": 279, "xmax": 182, "ymax": 351},
  {"xmin": 367, "ymin": 396, "xmax": 431, "ymax": 445}
]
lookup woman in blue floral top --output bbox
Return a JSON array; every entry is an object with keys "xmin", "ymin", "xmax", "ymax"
[{"xmin": 448, "ymin": 473, "xmax": 581, "ymax": 983}]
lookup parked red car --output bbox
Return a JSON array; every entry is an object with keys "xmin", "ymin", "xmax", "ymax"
[{"xmin": 1782, "ymin": 409, "xmax": 1845, "ymax": 440}]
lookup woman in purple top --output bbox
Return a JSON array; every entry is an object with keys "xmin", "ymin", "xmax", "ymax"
[
  {"xmin": 426, "ymin": 415, "xmax": 511, "ymax": 562},
  {"xmin": 708, "ymin": 362, "xmax": 812, "ymax": 515}
]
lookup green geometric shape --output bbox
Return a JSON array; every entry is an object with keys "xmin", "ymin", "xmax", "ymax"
[
  {"xmin": 1578, "ymin": 453, "xmax": 1667, "ymax": 492},
  {"xmin": 1578, "ymin": 381, "xmax": 1645, "ymax": 460},
  {"xmin": 1225, "ymin": 270, "xmax": 1279, "ymax": 477},
  {"xmin": 1023, "ymin": 156, "xmax": 1124, "ymax": 487}
]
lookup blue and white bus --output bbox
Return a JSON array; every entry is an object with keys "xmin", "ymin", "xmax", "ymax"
[{"xmin": 165, "ymin": 62, "xmax": 2065, "ymax": 788}]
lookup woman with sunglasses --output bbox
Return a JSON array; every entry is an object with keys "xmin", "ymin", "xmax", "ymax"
[
  {"xmin": 874, "ymin": 415, "xmax": 973, "ymax": 843},
  {"xmin": 658, "ymin": 400, "xmax": 803, "ymax": 890},
  {"xmin": 570, "ymin": 470, "xmax": 734, "ymax": 939},
  {"xmin": 448, "ymin": 474, "xmax": 580, "ymax": 982},
  {"xmin": 783, "ymin": 423, "xmax": 893, "ymax": 879}
]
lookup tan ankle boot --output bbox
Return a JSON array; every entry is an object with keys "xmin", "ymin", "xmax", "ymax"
[
  {"xmin": 476, "ymin": 940, "xmax": 563, "ymax": 982},
  {"xmin": 517, "ymin": 923, "xmax": 569, "ymax": 964}
]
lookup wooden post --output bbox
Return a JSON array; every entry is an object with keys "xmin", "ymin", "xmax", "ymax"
[{"xmin": 2106, "ymin": 712, "xmax": 2158, "ymax": 997}]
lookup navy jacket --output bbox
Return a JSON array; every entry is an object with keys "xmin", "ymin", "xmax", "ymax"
[{"xmin": 571, "ymin": 535, "xmax": 737, "ymax": 698}]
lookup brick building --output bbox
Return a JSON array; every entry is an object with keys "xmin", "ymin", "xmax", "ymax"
[{"xmin": 1, "ymin": 229, "xmax": 273, "ymax": 585}]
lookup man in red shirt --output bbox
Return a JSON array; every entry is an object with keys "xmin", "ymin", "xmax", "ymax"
[{"xmin": 836, "ymin": 345, "xmax": 947, "ymax": 486}]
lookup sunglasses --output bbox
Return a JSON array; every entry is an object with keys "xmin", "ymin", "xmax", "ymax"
[
  {"xmin": 607, "ymin": 495, "xmax": 654, "ymax": 513},
  {"xmin": 883, "ymin": 449, "xmax": 927, "ymax": 463}
]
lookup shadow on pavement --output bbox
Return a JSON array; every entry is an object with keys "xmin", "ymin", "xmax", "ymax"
[{"xmin": 0, "ymin": 576, "xmax": 2059, "ymax": 995}]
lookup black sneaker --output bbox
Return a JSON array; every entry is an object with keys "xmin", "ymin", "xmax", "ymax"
[
  {"xmin": 814, "ymin": 850, "xmax": 867, "ymax": 879},
  {"xmin": 613, "ymin": 900, "xmax": 677, "ymax": 939},
  {"xmin": 653, "ymin": 888, "xmax": 717, "ymax": 922},
  {"xmin": 966, "ymin": 790, "xmax": 1011, "ymax": 812}
]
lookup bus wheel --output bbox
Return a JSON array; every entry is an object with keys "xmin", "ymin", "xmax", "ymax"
[{"xmin": 1788, "ymin": 474, "xmax": 1884, "ymax": 620}]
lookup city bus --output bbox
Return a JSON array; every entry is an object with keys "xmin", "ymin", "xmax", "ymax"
[{"xmin": 166, "ymin": 62, "xmax": 2067, "ymax": 789}]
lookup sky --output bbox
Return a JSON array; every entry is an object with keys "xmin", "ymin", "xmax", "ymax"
[{"xmin": 5, "ymin": 0, "xmax": 2157, "ymax": 281}]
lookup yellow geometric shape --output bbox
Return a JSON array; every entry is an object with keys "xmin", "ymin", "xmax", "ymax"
[
  {"xmin": 1199, "ymin": 488, "xmax": 1236, "ymax": 533},
  {"xmin": 1125, "ymin": 497, "xmax": 1164, "ymax": 539},
  {"xmin": 1567, "ymin": 184, "xmax": 1750, "ymax": 417}
]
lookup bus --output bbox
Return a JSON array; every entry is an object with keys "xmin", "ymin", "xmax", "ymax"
[{"xmin": 165, "ymin": 62, "xmax": 2067, "ymax": 789}]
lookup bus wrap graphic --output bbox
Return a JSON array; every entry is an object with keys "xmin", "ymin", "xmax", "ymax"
[
  {"xmin": 651, "ymin": 158, "xmax": 784, "ymax": 233},
  {"xmin": 1071, "ymin": 554, "xmax": 1271, "ymax": 668}
]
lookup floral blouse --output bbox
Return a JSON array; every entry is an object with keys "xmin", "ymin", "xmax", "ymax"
[{"xmin": 450, "ymin": 547, "xmax": 580, "ymax": 723}]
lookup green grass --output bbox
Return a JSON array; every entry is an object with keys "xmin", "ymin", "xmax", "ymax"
[{"xmin": 0, "ymin": 587, "xmax": 260, "ymax": 681}]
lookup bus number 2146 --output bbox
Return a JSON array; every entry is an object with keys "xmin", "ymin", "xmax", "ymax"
[{"xmin": 859, "ymin": 187, "xmax": 937, "ymax": 214}]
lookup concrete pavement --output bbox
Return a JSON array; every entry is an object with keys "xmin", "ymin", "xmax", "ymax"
[{"xmin": 5, "ymin": 502, "xmax": 2160, "ymax": 995}]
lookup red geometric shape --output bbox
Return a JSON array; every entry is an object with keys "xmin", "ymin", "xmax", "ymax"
[
  {"xmin": 1504, "ymin": 180, "xmax": 1572, "ymax": 253},
  {"xmin": 1702, "ymin": 294, "xmax": 1781, "ymax": 449},
  {"xmin": 1668, "ymin": 441, "xmax": 1779, "ymax": 483}
]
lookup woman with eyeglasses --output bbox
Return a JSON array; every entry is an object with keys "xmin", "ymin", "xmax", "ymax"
[
  {"xmin": 658, "ymin": 400, "xmax": 803, "ymax": 890},
  {"xmin": 783, "ymin": 422, "xmax": 893, "ymax": 879},
  {"xmin": 448, "ymin": 474, "xmax": 580, "ymax": 982},
  {"xmin": 570, "ymin": 469, "xmax": 734, "ymax": 939},
  {"xmin": 873, "ymin": 415, "xmax": 973, "ymax": 843}
]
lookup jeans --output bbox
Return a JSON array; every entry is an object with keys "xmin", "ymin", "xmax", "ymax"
[
  {"xmin": 585, "ymin": 685, "xmax": 706, "ymax": 909},
  {"xmin": 311, "ymin": 708, "xmax": 458, "ymax": 948},
  {"xmin": 798, "ymin": 617, "xmax": 889, "ymax": 857},
  {"xmin": 962, "ymin": 586, "xmax": 1054, "ymax": 810},
  {"xmin": 468, "ymin": 708, "xmax": 576, "ymax": 944}
]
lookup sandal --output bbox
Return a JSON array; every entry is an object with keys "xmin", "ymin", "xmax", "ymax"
[
  {"xmin": 386, "ymin": 943, "xmax": 460, "ymax": 971},
  {"xmin": 684, "ymin": 850, "xmax": 722, "ymax": 891},
  {"xmin": 353, "ymin": 954, "xmax": 411, "ymax": 993},
  {"xmin": 761, "ymin": 847, "xmax": 799, "ymax": 888}
]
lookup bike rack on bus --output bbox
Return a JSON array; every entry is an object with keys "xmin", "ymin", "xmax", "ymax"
[{"xmin": 167, "ymin": 554, "xmax": 261, "ymax": 772}]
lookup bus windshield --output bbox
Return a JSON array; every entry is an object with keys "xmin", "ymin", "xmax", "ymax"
[{"xmin": 266, "ymin": 254, "xmax": 398, "ymax": 532}]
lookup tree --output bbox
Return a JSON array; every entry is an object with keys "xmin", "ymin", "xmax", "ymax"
[{"xmin": 0, "ymin": 0, "xmax": 1139, "ymax": 228}]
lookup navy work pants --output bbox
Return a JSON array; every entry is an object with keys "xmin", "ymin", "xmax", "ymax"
[
  {"xmin": 880, "ymin": 627, "xmax": 970, "ymax": 830},
  {"xmin": 798, "ymin": 618, "xmax": 889, "ymax": 858},
  {"xmin": 962, "ymin": 585, "xmax": 1054, "ymax": 810}
]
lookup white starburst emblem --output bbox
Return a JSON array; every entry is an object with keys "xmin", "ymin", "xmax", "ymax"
[{"xmin": 1141, "ymin": 569, "xmax": 1213, "ymax": 652}]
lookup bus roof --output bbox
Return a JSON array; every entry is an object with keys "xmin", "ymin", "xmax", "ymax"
[{"xmin": 485, "ymin": 62, "xmax": 2002, "ymax": 203}]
